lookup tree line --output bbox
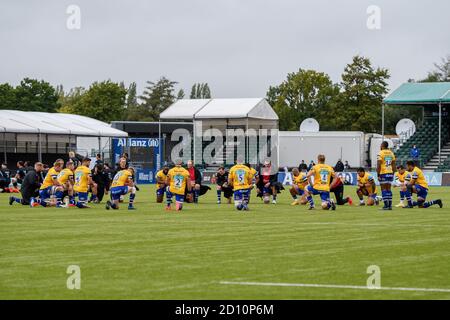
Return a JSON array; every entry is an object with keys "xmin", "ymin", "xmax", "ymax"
[{"xmin": 0, "ymin": 55, "xmax": 448, "ymax": 133}]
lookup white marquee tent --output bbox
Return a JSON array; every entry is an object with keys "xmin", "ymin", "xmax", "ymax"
[{"xmin": 0, "ymin": 110, "xmax": 127, "ymax": 163}]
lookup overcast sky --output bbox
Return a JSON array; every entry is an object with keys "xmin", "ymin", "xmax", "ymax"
[{"xmin": 1, "ymin": 0, "xmax": 449, "ymax": 98}]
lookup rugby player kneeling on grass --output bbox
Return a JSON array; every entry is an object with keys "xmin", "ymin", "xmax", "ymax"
[
  {"xmin": 403, "ymin": 160, "xmax": 442, "ymax": 209},
  {"xmin": 106, "ymin": 167, "xmax": 136, "ymax": 210},
  {"xmin": 290, "ymin": 168, "xmax": 308, "ymax": 206},
  {"xmin": 165, "ymin": 159, "xmax": 191, "ymax": 211},
  {"xmin": 155, "ymin": 166, "xmax": 169, "ymax": 203},
  {"xmin": 304, "ymin": 154, "xmax": 336, "ymax": 211},
  {"xmin": 356, "ymin": 167, "xmax": 379, "ymax": 206},
  {"xmin": 31, "ymin": 159, "xmax": 65, "ymax": 208}
]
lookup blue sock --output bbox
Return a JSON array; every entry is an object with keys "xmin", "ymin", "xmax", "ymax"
[
  {"xmin": 381, "ymin": 190, "xmax": 388, "ymax": 208},
  {"xmin": 55, "ymin": 191, "xmax": 64, "ymax": 205},
  {"xmin": 14, "ymin": 197, "xmax": 21, "ymax": 203},
  {"xmin": 194, "ymin": 189, "xmax": 199, "ymax": 203},
  {"xmin": 386, "ymin": 190, "xmax": 393, "ymax": 208},
  {"xmin": 307, "ymin": 195, "xmax": 314, "ymax": 207},
  {"xmin": 405, "ymin": 191, "xmax": 413, "ymax": 206},
  {"xmin": 399, "ymin": 191, "xmax": 405, "ymax": 201},
  {"xmin": 423, "ymin": 200, "xmax": 435, "ymax": 208},
  {"xmin": 129, "ymin": 193, "xmax": 135, "ymax": 207},
  {"xmin": 217, "ymin": 190, "xmax": 221, "ymax": 201},
  {"xmin": 69, "ymin": 195, "xmax": 75, "ymax": 204},
  {"xmin": 91, "ymin": 194, "xmax": 97, "ymax": 201},
  {"xmin": 166, "ymin": 192, "xmax": 172, "ymax": 206}
]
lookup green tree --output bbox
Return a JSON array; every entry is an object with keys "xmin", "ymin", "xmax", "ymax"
[
  {"xmin": 131, "ymin": 77, "xmax": 177, "ymax": 121},
  {"xmin": 0, "ymin": 83, "xmax": 16, "ymax": 109},
  {"xmin": 14, "ymin": 78, "xmax": 60, "ymax": 112},
  {"xmin": 57, "ymin": 87, "xmax": 87, "ymax": 114},
  {"xmin": 126, "ymin": 82, "xmax": 138, "ymax": 109},
  {"xmin": 266, "ymin": 69, "xmax": 340, "ymax": 131},
  {"xmin": 337, "ymin": 55, "xmax": 390, "ymax": 132},
  {"xmin": 419, "ymin": 55, "xmax": 450, "ymax": 82},
  {"xmin": 61, "ymin": 81, "xmax": 127, "ymax": 122},
  {"xmin": 190, "ymin": 83, "xmax": 211, "ymax": 99},
  {"xmin": 177, "ymin": 88, "xmax": 185, "ymax": 100}
]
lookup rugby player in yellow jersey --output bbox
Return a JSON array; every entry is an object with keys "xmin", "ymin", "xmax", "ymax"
[
  {"xmin": 304, "ymin": 154, "xmax": 336, "ymax": 210},
  {"xmin": 228, "ymin": 156, "xmax": 253, "ymax": 211},
  {"xmin": 356, "ymin": 167, "xmax": 378, "ymax": 206},
  {"xmin": 165, "ymin": 159, "xmax": 191, "ymax": 211},
  {"xmin": 155, "ymin": 166, "xmax": 169, "ymax": 203},
  {"xmin": 393, "ymin": 165, "xmax": 408, "ymax": 207},
  {"xmin": 57, "ymin": 160, "xmax": 76, "ymax": 207},
  {"xmin": 106, "ymin": 166, "xmax": 136, "ymax": 210},
  {"xmin": 377, "ymin": 141, "xmax": 396, "ymax": 210},
  {"xmin": 31, "ymin": 159, "xmax": 65, "ymax": 207},
  {"xmin": 403, "ymin": 160, "xmax": 442, "ymax": 209},
  {"xmin": 73, "ymin": 158, "xmax": 97, "ymax": 209},
  {"xmin": 290, "ymin": 168, "xmax": 308, "ymax": 205}
]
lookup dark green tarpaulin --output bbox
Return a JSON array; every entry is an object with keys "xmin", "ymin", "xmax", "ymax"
[{"xmin": 383, "ymin": 82, "xmax": 450, "ymax": 105}]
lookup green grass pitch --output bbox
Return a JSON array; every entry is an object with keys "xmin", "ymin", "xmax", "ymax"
[{"xmin": 0, "ymin": 185, "xmax": 449, "ymax": 300}]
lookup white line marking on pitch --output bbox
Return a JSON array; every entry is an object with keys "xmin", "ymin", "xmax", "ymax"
[{"xmin": 219, "ymin": 281, "xmax": 450, "ymax": 293}]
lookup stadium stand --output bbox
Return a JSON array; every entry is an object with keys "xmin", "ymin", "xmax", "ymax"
[{"xmin": 395, "ymin": 117, "xmax": 450, "ymax": 169}]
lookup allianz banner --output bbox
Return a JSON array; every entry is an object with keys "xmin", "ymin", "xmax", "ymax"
[{"xmin": 277, "ymin": 171, "xmax": 443, "ymax": 187}]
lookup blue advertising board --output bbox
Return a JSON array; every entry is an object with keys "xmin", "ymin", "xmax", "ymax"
[
  {"xmin": 278, "ymin": 170, "xmax": 443, "ymax": 186},
  {"xmin": 112, "ymin": 138, "xmax": 162, "ymax": 184}
]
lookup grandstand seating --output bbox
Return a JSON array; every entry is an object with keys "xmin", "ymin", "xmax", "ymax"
[{"xmin": 395, "ymin": 118, "xmax": 450, "ymax": 170}]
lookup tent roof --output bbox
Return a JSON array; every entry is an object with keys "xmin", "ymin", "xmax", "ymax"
[
  {"xmin": 159, "ymin": 99, "xmax": 211, "ymax": 120},
  {"xmin": 160, "ymin": 98, "xmax": 279, "ymax": 120},
  {"xmin": 0, "ymin": 110, "xmax": 128, "ymax": 137},
  {"xmin": 384, "ymin": 82, "xmax": 450, "ymax": 105}
]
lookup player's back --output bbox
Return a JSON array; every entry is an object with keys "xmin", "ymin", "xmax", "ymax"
[
  {"xmin": 156, "ymin": 170, "xmax": 168, "ymax": 188},
  {"xmin": 58, "ymin": 168, "xmax": 73, "ymax": 184},
  {"xmin": 229, "ymin": 164, "xmax": 251, "ymax": 190},
  {"xmin": 168, "ymin": 166, "xmax": 189, "ymax": 195},
  {"xmin": 111, "ymin": 169, "xmax": 132, "ymax": 188},
  {"xmin": 312, "ymin": 163, "xmax": 334, "ymax": 191},
  {"xmin": 74, "ymin": 165, "xmax": 90, "ymax": 192},
  {"xmin": 378, "ymin": 149, "xmax": 395, "ymax": 174}
]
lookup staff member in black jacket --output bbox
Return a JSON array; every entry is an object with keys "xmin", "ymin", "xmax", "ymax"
[
  {"xmin": 9, "ymin": 162, "xmax": 44, "ymax": 206},
  {"xmin": 91, "ymin": 164, "xmax": 110, "ymax": 203}
]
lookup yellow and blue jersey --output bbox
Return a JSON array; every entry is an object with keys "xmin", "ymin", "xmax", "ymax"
[
  {"xmin": 155, "ymin": 170, "xmax": 168, "ymax": 189},
  {"xmin": 293, "ymin": 172, "xmax": 307, "ymax": 190},
  {"xmin": 310, "ymin": 164, "xmax": 334, "ymax": 192},
  {"xmin": 229, "ymin": 164, "xmax": 252, "ymax": 191},
  {"xmin": 377, "ymin": 149, "xmax": 396, "ymax": 174},
  {"xmin": 358, "ymin": 172, "xmax": 377, "ymax": 194},
  {"xmin": 57, "ymin": 168, "xmax": 74, "ymax": 185},
  {"xmin": 409, "ymin": 167, "xmax": 428, "ymax": 189},
  {"xmin": 40, "ymin": 167, "xmax": 59, "ymax": 190},
  {"xmin": 167, "ymin": 167, "xmax": 190, "ymax": 195},
  {"xmin": 111, "ymin": 169, "xmax": 133, "ymax": 188},
  {"xmin": 73, "ymin": 165, "xmax": 91, "ymax": 193}
]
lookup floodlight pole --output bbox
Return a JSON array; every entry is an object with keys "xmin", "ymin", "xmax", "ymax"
[
  {"xmin": 438, "ymin": 102, "xmax": 442, "ymax": 166},
  {"xmin": 2, "ymin": 130, "xmax": 6, "ymax": 164},
  {"xmin": 381, "ymin": 103, "xmax": 385, "ymax": 141},
  {"xmin": 158, "ymin": 120, "xmax": 161, "ymax": 170}
]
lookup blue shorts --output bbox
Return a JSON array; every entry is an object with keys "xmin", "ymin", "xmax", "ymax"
[
  {"xmin": 234, "ymin": 189, "xmax": 250, "ymax": 201},
  {"xmin": 111, "ymin": 186, "xmax": 129, "ymax": 201},
  {"xmin": 166, "ymin": 187, "xmax": 185, "ymax": 202},
  {"xmin": 39, "ymin": 186, "xmax": 53, "ymax": 200},
  {"xmin": 294, "ymin": 186, "xmax": 304, "ymax": 196},
  {"xmin": 370, "ymin": 193, "xmax": 378, "ymax": 199},
  {"xmin": 307, "ymin": 185, "xmax": 330, "ymax": 202},
  {"xmin": 415, "ymin": 185, "xmax": 428, "ymax": 199},
  {"xmin": 156, "ymin": 186, "xmax": 166, "ymax": 196},
  {"xmin": 379, "ymin": 173, "xmax": 394, "ymax": 184},
  {"xmin": 77, "ymin": 192, "xmax": 89, "ymax": 202}
]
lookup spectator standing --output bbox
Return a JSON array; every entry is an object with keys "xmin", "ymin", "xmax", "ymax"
[
  {"xmin": 298, "ymin": 160, "xmax": 308, "ymax": 172},
  {"xmin": 334, "ymin": 159, "xmax": 345, "ymax": 172},
  {"xmin": 344, "ymin": 161, "xmax": 351, "ymax": 171},
  {"xmin": 307, "ymin": 160, "xmax": 316, "ymax": 171},
  {"xmin": 95, "ymin": 153, "xmax": 104, "ymax": 166}
]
